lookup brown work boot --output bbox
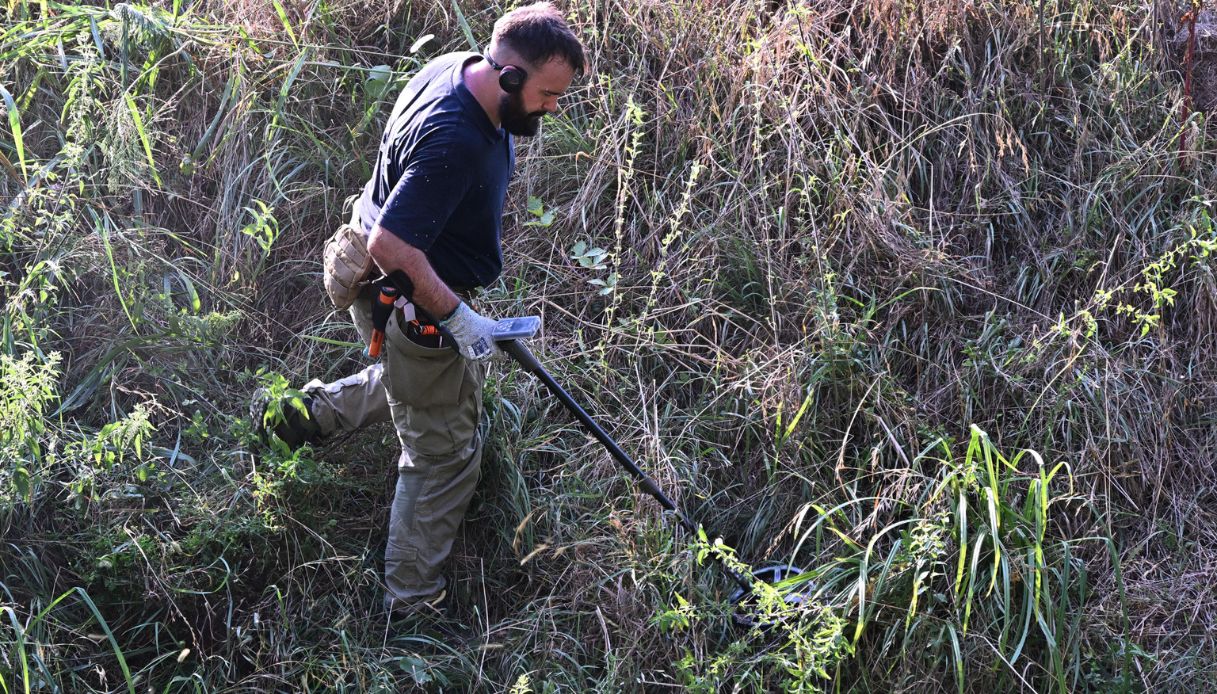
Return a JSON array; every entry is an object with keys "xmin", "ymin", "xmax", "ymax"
[
  {"xmin": 382, "ymin": 589, "xmax": 473, "ymax": 641},
  {"xmin": 383, "ymin": 589, "xmax": 448, "ymax": 621}
]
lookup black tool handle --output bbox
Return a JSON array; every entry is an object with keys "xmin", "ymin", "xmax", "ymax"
[
  {"xmin": 499, "ymin": 339, "xmax": 753, "ymax": 594},
  {"xmin": 384, "ymin": 269, "xmax": 461, "ymax": 354}
]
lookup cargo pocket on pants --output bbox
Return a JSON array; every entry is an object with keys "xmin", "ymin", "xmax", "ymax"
[
  {"xmin": 383, "ymin": 312, "xmax": 483, "ymax": 458},
  {"xmin": 384, "ymin": 313, "xmax": 470, "ymax": 410},
  {"xmin": 385, "ymin": 464, "xmax": 441, "ymax": 599}
]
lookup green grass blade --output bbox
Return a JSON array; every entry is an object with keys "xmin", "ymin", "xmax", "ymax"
[
  {"xmin": 853, "ymin": 519, "xmax": 917, "ymax": 645},
  {"xmin": 1, "ymin": 605, "xmax": 29, "ymax": 694},
  {"xmin": 176, "ymin": 268, "xmax": 201, "ymax": 313},
  {"xmin": 953, "ymin": 492, "xmax": 968, "ymax": 598},
  {"xmin": 55, "ymin": 341, "xmax": 137, "ymax": 415},
  {"xmin": 92, "ymin": 210, "xmax": 140, "ymax": 332},
  {"xmin": 1009, "ymin": 549, "xmax": 1036, "ymax": 664},
  {"xmin": 270, "ymin": 0, "xmax": 297, "ymax": 47},
  {"xmin": 781, "ymin": 386, "xmax": 815, "ymax": 442},
  {"xmin": 450, "ymin": 0, "xmax": 478, "ymax": 51},
  {"xmin": 4, "ymin": 587, "xmax": 81, "ymax": 694},
  {"xmin": 0, "ymin": 83, "xmax": 26, "ymax": 181},
  {"xmin": 985, "ymin": 487, "xmax": 1001, "ymax": 595},
  {"xmin": 188, "ymin": 71, "xmax": 239, "ymax": 169},
  {"xmin": 947, "ymin": 623, "xmax": 964, "ymax": 694},
  {"xmin": 963, "ymin": 530, "xmax": 986, "ymax": 633},
  {"xmin": 299, "ymin": 334, "xmax": 361, "ymax": 349},
  {"xmin": 270, "ymin": 48, "xmax": 310, "ymax": 135},
  {"xmin": 74, "ymin": 588, "xmax": 135, "ymax": 694},
  {"xmin": 122, "ymin": 91, "xmax": 162, "ymax": 187}
]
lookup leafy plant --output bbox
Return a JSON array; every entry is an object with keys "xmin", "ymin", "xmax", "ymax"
[
  {"xmin": 0, "ymin": 351, "xmax": 61, "ymax": 503},
  {"xmin": 664, "ymin": 532, "xmax": 852, "ymax": 693},
  {"xmin": 525, "ymin": 195, "xmax": 556, "ymax": 227},
  {"xmin": 569, "ymin": 238, "xmax": 617, "ymax": 296}
]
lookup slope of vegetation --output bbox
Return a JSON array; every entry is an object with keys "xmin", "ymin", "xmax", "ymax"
[{"xmin": 2, "ymin": 1, "xmax": 1214, "ymax": 691}]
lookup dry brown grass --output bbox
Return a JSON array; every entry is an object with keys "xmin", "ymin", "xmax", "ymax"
[{"xmin": 2, "ymin": 0, "xmax": 1216, "ymax": 690}]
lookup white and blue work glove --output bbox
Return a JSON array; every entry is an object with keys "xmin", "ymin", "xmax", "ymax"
[{"xmin": 440, "ymin": 302, "xmax": 504, "ymax": 362}]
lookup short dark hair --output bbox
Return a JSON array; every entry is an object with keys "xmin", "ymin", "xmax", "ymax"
[{"xmin": 492, "ymin": 2, "xmax": 585, "ymax": 75}]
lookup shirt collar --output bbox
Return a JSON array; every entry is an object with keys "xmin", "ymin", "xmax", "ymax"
[{"xmin": 453, "ymin": 53, "xmax": 504, "ymax": 142}]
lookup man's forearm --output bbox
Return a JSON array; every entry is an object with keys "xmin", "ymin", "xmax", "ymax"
[{"xmin": 366, "ymin": 224, "xmax": 461, "ymax": 320}]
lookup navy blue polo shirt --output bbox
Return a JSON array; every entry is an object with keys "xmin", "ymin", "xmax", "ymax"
[{"xmin": 355, "ymin": 52, "xmax": 514, "ymax": 289}]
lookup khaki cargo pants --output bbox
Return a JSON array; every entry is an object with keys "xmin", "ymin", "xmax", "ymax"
[{"xmin": 302, "ymin": 288, "xmax": 487, "ymax": 604}]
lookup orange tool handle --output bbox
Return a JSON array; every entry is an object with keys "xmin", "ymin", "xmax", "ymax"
[{"xmin": 366, "ymin": 285, "xmax": 399, "ymax": 359}]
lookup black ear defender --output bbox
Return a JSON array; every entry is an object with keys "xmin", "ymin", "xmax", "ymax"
[{"xmin": 484, "ymin": 53, "xmax": 527, "ymax": 93}]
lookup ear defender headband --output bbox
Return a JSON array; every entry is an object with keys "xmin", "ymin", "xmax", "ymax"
[{"xmin": 485, "ymin": 53, "xmax": 527, "ymax": 94}]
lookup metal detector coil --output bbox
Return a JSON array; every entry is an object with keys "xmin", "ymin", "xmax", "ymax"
[{"xmin": 728, "ymin": 563, "xmax": 816, "ymax": 628}]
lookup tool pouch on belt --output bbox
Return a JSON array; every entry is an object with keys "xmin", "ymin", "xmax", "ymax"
[{"xmin": 323, "ymin": 223, "xmax": 374, "ymax": 310}]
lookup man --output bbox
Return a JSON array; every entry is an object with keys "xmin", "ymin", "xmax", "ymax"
[{"xmin": 255, "ymin": 3, "xmax": 584, "ymax": 613}]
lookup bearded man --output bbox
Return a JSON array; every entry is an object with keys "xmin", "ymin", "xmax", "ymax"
[{"xmin": 255, "ymin": 2, "xmax": 584, "ymax": 614}]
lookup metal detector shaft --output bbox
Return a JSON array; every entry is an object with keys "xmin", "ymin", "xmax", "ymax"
[{"xmin": 499, "ymin": 338, "xmax": 753, "ymax": 594}]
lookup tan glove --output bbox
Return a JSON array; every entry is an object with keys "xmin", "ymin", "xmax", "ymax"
[{"xmin": 323, "ymin": 223, "xmax": 375, "ymax": 310}]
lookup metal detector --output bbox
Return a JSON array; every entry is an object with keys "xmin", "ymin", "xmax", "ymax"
[
  {"xmin": 375, "ymin": 263, "xmax": 817, "ymax": 622},
  {"xmin": 492, "ymin": 316, "xmax": 815, "ymax": 624}
]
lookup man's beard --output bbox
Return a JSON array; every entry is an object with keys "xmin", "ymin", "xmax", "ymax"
[{"xmin": 499, "ymin": 91, "xmax": 545, "ymax": 136}]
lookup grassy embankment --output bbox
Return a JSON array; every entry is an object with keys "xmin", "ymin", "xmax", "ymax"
[{"xmin": 2, "ymin": 1, "xmax": 1215, "ymax": 691}]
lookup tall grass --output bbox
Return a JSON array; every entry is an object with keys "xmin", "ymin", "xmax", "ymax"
[{"xmin": 2, "ymin": 0, "xmax": 1215, "ymax": 691}]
